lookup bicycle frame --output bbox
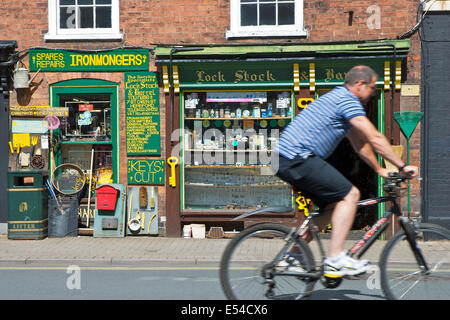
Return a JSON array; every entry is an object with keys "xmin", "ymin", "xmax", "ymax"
[
  {"xmin": 297, "ymin": 196, "xmax": 401, "ymax": 265},
  {"xmin": 261, "ymin": 196, "xmax": 402, "ymax": 283},
  {"xmin": 246, "ymin": 178, "xmax": 430, "ymax": 286},
  {"xmin": 304, "ymin": 194, "xmax": 429, "ymax": 272}
]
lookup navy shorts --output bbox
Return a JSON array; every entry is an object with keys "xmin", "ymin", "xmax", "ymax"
[{"xmin": 274, "ymin": 154, "xmax": 353, "ymax": 210}]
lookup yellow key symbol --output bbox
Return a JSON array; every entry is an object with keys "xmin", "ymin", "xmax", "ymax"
[{"xmin": 167, "ymin": 157, "xmax": 178, "ymax": 187}]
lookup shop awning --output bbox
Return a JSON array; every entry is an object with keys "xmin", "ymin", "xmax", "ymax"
[{"xmin": 154, "ymin": 39, "xmax": 411, "ymax": 63}]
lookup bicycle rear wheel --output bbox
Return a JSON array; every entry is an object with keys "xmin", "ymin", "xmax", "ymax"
[
  {"xmin": 220, "ymin": 223, "xmax": 316, "ymax": 300},
  {"xmin": 379, "ymin": 223, "xmax": 450, "ymax": 300}
]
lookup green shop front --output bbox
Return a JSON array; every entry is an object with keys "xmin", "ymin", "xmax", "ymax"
[
  {"xmin": 9, "ymin": 48, "xmax": 155, "ymax": 236},
  {"xmin": 155, "ymin": 41, "xmax": 411, "ymax": 237}
]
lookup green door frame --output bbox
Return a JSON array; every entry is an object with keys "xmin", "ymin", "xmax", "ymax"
[{"xmin": 49, "ymin": 79, "xmax": 120, "ymax": 183}]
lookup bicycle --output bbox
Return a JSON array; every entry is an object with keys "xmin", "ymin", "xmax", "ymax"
[{"xmin": 220, "ymin": 172, "xmax": 450, "ymax": 300}]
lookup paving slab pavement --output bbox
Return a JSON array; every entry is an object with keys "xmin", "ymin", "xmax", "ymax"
[{"xmin": 0, "ymin": 234, "xmax": 416, "ymax": 266}]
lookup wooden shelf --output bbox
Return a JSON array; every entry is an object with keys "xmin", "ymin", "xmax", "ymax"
[
  {"xmin": 184, "ymin": 165, "xmax": 270, "ymax": 169},
  {"xmin": 184, "ymin": 117, "xmax": 291, "ymax": 120},
  {"xmin": 185, "ymin": 183, "xmax": 289, "ymax": 188},
  {"xmin": 185, "ymin": 149, "xmax": 273, "ymax": 152}
]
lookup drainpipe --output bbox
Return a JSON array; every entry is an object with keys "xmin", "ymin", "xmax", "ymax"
[
  {"xmin": 169, "ymin": 47, "xmax": 204, "ymax": 146},
  {"xmin": 358, "ymin": 44, "xmax": 397, "ymax": 144}
]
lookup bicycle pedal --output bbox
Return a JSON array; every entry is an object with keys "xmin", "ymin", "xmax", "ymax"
[
  {"xmin": 321, "ymin": 274, "xmax": 343, "ymax": 289},
  {"xmin": 323, "ymin": 273, "xmax": 343, "ymax": 279}
]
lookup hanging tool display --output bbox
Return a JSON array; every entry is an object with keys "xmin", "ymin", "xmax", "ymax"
[{"xmin": 127, "ymin": 186, "xmax": 159, "ymax": 235}]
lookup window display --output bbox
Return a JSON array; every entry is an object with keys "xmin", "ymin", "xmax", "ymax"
[
  {"xmin": 59, "ymin": 95, "xmax": 111, "ymax": 142},
  {"xmin": 182, "ymin": 90, "xmax": 294, "ymax": 210}
]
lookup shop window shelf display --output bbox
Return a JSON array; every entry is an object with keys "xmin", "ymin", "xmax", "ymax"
[{"xmin": 182, "ymin": 91, "xmax": 294, "ymax": 210}]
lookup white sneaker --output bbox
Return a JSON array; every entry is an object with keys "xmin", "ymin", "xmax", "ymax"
[
  {"xmin": 277, "ymin": 252, "xmax": 306, "ymax": 273},
  {"xmin": 324, "ymin": 252, "xmax": 370, "ymax": 277}
]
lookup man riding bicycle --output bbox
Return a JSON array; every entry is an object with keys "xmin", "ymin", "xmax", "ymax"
[{"xmin": 273, "ymin": 65, "xmax": 419, "ymax": 277}]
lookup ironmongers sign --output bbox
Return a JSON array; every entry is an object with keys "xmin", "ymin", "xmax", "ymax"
[{"xmin": 29, "ymin": 49, "xmax": 149, "ymax": 72}]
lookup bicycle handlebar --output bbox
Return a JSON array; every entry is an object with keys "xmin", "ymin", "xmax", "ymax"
[{"xmin": 384, "ymin": 172, "xmax": 421, "ymax": 196}]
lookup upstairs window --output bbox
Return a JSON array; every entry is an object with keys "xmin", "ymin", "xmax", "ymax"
[
  {"xmin": 227, "ymin": 0, "xmax": 307, "ymax": 38},
  {"xmin": 45, "ymin": 0, "xmax": 122, "ymax": 40}
]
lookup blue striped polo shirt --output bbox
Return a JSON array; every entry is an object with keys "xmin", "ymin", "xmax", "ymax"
[{"xmin": 276, "ymin": 86, "xmax": 366, "ymax": 160}]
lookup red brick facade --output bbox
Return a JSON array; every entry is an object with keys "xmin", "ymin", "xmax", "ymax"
[{"xmin": 1, "ymin": 0, "xmax": 423, "ymax": 232}]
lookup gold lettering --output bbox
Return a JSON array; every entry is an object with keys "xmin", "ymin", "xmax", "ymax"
[
  {"xmin": 325, "ymin": 68, "xmax": 335, "ymax": 82},
  {"xmin": 135, "ymin": 54, "xmax": 142, "ymax": 65},
  {"xmin": 128, "ymin": 161, "xmax": 139, "ymax": 172},
  {"xmin": 19, "ymin": 202, "xmax": 28, "ymax": 213},
  {"xmin": 196, "ymin": 71, "xmax": 206, "ymax": 83},
  {"xmin": 266, "ymin": 70, "xmax": 276, "ymax": 81},
  {"xmin": 300, "ymin": 71, "xmax": 309, "ymax": 81},
  {"xmin": 234, "ymin": 70, "xmax": 244, "ymax": 83}
]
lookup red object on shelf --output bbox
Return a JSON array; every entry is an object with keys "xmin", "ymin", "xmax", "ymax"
[
  {"xmin": 96, "ymin": 185, "xmax": 119, "ymax": 211},
  {"xmin": 79, "ymin": 104, "xmax": 94, "ymax": 111}
]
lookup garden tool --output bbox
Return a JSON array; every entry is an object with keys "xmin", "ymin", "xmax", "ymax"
[
  {"xmin": 141, "ymin": 212, "xmax": 145, "ymax": 230},
  {"xmin": 150, "ymin": 187, "xmax": 155, "ymax": 209},
  {"xmin": 139, "ymin": 186, "xmax": 148, "ymax": 208},
  {"xmin": 147, "ymin": 214, "xmax": 157, "ymax": 234},
  {"xmin": 128, "ymin": 194, "xmax": 133, "ymax": 225}
]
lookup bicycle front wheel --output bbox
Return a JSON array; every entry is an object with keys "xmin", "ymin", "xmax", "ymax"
[
  {"xmin": 220, "ymin": 223, "xmax": 316, "ymax": 300},
  {"xmin": 380, "ymin": 223, "xmax": 450, "ymax": 300}
]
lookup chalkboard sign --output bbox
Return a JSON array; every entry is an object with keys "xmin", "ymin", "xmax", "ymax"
[
  {"xmin": 127, "ymin": 159, "xmax": 165, "ymax": 185},
  {"xmin": 125, "ymin": 72, "xmax": 161, "ymax": 155}
]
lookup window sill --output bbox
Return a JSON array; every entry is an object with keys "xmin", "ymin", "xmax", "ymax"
[
  {"xmin": 44, "ymin": 32, "xmax": 123, "ymax": 41},
  {"xmin": 226, "ymin": 29, "xmax": 308, "ymax": 39}
]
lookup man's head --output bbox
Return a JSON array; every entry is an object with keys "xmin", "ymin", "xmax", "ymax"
[{"xmin": 345, "ymin": 65, "xmax": 378, "ymax": 105}]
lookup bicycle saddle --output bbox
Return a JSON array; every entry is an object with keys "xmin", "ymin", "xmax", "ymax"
[{"xmin": 232, "ymin": 206, "xmax": 293, "ymax": 221}]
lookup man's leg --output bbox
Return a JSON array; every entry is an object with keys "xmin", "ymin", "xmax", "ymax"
[{"xmin": 328, "ymin": 186, "xmax": 360, "ymax": 257}]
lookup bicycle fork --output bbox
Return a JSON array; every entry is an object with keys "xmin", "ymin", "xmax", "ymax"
[{"xmin": 398, "ymin": 216, "xmax": 429, "ymax": 274}]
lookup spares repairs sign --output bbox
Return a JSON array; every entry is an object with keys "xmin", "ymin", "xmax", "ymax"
[{"xmin": 29, "ymin": 49, "xmax": 149, "ymax": 72}]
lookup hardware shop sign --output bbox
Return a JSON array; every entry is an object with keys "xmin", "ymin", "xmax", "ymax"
[{"xmin": 29, "ymin": 49, "xmax": 149, "ymax": 72}]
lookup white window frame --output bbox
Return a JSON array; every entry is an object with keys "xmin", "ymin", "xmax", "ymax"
[
  {"xmin": 226, "ymin": 0, "xmax": 307, "ymax": 38},
  {"xmin": 45, "ymin": 0, "xmax": 122, "ymax": 41}
]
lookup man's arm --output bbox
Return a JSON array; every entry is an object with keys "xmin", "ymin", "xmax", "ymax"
[
  {"xmin": 346, "ymin": 127, "xmax": 391, "ymax": 177},
  {"xmin": 348, "ymin": 116, "xmax": 418, "ymax": 176}
]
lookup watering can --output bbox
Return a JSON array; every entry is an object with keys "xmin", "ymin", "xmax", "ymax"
[{"xmin": 13, "ymin": 67, "xmax": 40, "ymax": 89}]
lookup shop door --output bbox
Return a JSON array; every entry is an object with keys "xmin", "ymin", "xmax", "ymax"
[
  {"xmin": 50, "ymin": 79, "xmax": 119, "ymax": 182},
  {"xmin": 59, "ymin": 95, "xmax": 113, "ymax": 175},
  {"xmin": 318, "ymin": 88, "xmax": 381, "ymax": 231}
]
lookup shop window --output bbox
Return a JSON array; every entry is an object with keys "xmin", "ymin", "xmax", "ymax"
[
  {"xmin": 45, "ymin": 0, "xmax": 122, "ymax": 40},
  {"xmin": 227, "ymin": 0, "xmax": 307, "ymax": 38},
  {"xmin": 182, "ymin": 90, "xmax": 293, "ymax": 210},
  {"xmin": 59, "ymin": 95, "xmax": 111, "ymax": 142},
  {"xmin": 58, "ymin": 93, "xmax": 113, "ymax": 180}
]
